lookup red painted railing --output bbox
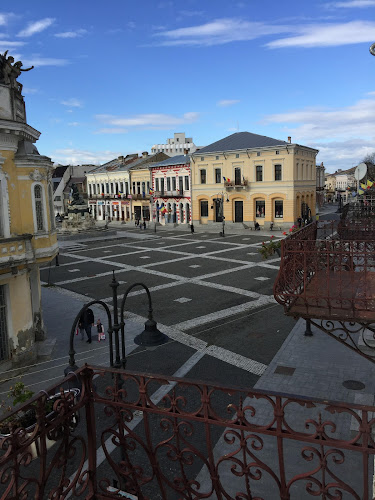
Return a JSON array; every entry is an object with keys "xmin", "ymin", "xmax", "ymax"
[
  {"xmin": 274, "ymin": 221, "xmax": 375, "ymax": 321},
  {"xmin": 0, "ymin": 365, "xmax": 374, "ymax": 499}
]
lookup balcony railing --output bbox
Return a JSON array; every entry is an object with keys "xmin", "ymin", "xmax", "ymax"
[
  {"xmin": 154, "ymin": 190, "xmax": 185, "ymax": 197},
  {"xmin": 224, "ymin": 179, "xmax": 248, "ymax": 188},
  {"xmin": 89, "ymin": 194, "xmax": 131, "ymax": 200},
  {"xmin": 1, "ymin": 364, "xmax": 374, "ymax": 499},
  {"xmin": 132, "ymin": 193, "xmax": 150, "ymax": 200},
  {"xmin": 0, "ymin": 234, "xmax": 34, "ymax": 269},
  {"xmin": 274, "ymin": 220, "xmax": 375, "ymax": 322}
]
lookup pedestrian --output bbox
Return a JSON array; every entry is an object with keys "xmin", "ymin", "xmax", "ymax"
[
  {"xmin": 96, "ymin": 318, "xmax": 105, "ymax": 342},
  {"xmin": 254, "ymin": 222, "xmax": 260, "ymax": 231},
  {"xmin": 143, "ymin": 220, "xmax": 146, "ymax": 230},
  {"xmin": 190, "ymin": 223, "xmax": 194, "ymax": 234},
  {"xmin": 79, "ymin": 307, "xmax": 94, "ymax": 343}
]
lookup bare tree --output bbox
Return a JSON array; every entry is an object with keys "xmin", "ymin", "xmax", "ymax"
[{"xmin": 363, "ymin": 152, "xmax": 375, "ymax": 164}]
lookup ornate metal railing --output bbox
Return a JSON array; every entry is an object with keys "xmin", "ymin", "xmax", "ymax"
[
  {"xmin": 1, "ymin": 365, "xmax": 374, "ymax": 499},
  {"xmin": 275, "ymin": 221, "xmax": 375, "ymax": 322}
]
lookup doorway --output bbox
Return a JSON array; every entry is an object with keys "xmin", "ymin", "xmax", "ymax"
[
  {"xmin": 214, "ymin": 198, "xmax": 223, "ymax": 222},
  {"xmin": 234, "ymin": 201, "xmax": 243, "ymax": 222}
]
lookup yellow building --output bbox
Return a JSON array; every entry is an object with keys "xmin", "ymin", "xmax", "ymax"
[
  {"xmin": 0, "ymin": 54, "xmax": 57, "ymax": 367},
  {"xmin": 191, "ymin": 132, "xmax": 318, "ymax": 228}
]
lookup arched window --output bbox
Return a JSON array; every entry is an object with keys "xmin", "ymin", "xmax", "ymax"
[
  {"xmin": 34, "ymin": 184, "xmax": 45, "ymax": 231},
  {"xmin": 48, "ymin": 184, "xmax": 55, "ymax": 230}
]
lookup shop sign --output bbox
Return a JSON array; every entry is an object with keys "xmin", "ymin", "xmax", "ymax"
[
  {"xmin": 112, "ymin": 202, "xmax": 119, "ymax": 205},
  {"xmin": 97, "ymin": 201, "xmax": 104, "ymax": 205}
]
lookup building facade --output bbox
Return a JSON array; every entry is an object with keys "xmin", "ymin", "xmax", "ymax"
[
  {"xmin": 86, "ymin": 152, "xmax": 168, "ymax": 222},
  {"xmin": 150, "ymin": 155, "xmax": 192, "ymax": 225},
  {"xmin": 191, "ymin": 132, "xmax": 318, "ymax": 228},
  {"xmin": 316, "ymin": 162, "xmax": 326, "ymax": 211},
  {"xmin": 0, "ymin": 54, "xmax": 58, "ymax": 367},
  {"xmin": 151, "ymin": 132, "xmax": 200, "ymax": 157}
]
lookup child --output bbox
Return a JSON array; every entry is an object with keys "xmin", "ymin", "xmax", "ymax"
[{"xmin": 97, "ymin": 319, "xmax": 105, "ymax": 342}]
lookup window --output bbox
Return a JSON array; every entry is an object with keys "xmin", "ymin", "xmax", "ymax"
[
  {"xmin": 256, "ymin": 165, "xmax": 263, "ymax": 182},
  {"xmin": 176, "ymin": 138, "xmax": 179, "ymax": 142},
  {"xmin": 172, "ymin": 177, "xmax": 176, "ymax": 190},
  {"xmin": 201, "ymin": 157, "xmax": 204, "ymax": 161},
  {"xmin": 155, "ymin": 179, "xmax": 159, "ymax": 191},
  {"xmin": 216, "ymin": 156, "xmax": 219, "ymax": 160},
  {"xmin": 125, "ymin": 182, "xmax": 129, "ymax": 195},
  {"xmin": 132, "ymin": 182, "xmax": 136, "ymax": 194},
  {"xmin": 257, "ymin": 152, "xmax": 261, "ymax": 157},
  {"xmin": 200, "ymin": 200, "xmax": 208, "ymax": 217},
  {"xmin": 0, "ymin": 285, "xmax": 9, "ymax": 361},
  {"xmin": 275, "ymin": 200, "xmax": 283, "ymax": 218},
  {"xmin": 274, "ymin": 164, "xmax": 282, "ymax": 181},
  {"xmin": 106, "ymin": 183, "xmax": 109, "ymax": 194},
  {"xmin": 136, "ymin": 182, "xmax": 141, "ymax": 194},
  {"xmin": 110, "ymin": 183, "xmax": 114, "ymax": 194},
  {"xmin": 34, "ymin": 184, "xmax": 45, "ymax": 231},
  {"xmin": 93, "ymin": 184, "xmax": 96, "ymax": 195},
  {"xmin": 200, "ymin": 169, "xmax": 206, "ymax": 184},
  {"xmin": 48, "ymin": 184, "xmax": 55, "ymax": 230},
  {"xmin": 147, "ymin": 181, "xmax": 150, "ymax": 193},
  {"xmin": 236, "ymin": 154, "xmax": 239, "ymax": 158},
  {"xmin": 256, "ymin": 200, "xmax": 265, "ymax": 218},
  {"xmin": 185, "ymin": 176, "xmax": 189, "ymax": 190},
  {"xmin": 215, "ymin": 168, "xmax": 221, "ymax": 183},
  {"xmin": 55, "ymin": 196, "xmax": 61, "ymax": 201},
  {"xmin": 141, "ymin": 182, "xmax": 145, "ymax": 195},
  {"xmin": 275, "ymin": 150, "xmax": 280, "ymax": 155},
  {"xmin": 167, "ymin": 177, "xmax": 171, "ymax": 191},
  {"xmin": 235, "ymin": 167, "xmax": 241, "ymax": 185}
]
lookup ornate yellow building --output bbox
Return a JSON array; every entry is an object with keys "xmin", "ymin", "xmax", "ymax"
[
  {"xmin": 191, "ymin": 132, "xmax": 318, "ymax": 228},
  {"xmin": 0, "ymin": 53, "xmax": 57, "ymax": 367}
]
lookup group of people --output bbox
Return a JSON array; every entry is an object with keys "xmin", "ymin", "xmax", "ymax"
[
  {"xmin": 78, "ymin": 308, "xmax": 105, "ymax": 343},
  {"xmin": 135, "ymin": 219, "xmax": 147, "ymax": 230}
]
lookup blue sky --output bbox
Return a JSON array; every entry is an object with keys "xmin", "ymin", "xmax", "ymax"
[{"xmin": 3, "ymin": 0, "xmax": 375, "ymax": 172}]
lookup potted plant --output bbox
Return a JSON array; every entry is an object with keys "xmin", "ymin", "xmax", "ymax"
[{"xmin": 0, "ymin": 381, "xmax": 80, "ymax": 459}]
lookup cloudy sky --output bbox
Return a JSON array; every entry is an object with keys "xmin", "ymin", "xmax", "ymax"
[{"xmin": 3, "ymin": 0, "xmax": 375, "ymax": 171}]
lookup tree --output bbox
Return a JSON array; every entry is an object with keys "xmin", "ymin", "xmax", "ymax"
[{"xmin": 363, "ymin": 152, "xmax": 375, "ymax": 164}]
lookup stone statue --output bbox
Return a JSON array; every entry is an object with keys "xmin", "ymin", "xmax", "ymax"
[
  {"xmin": 0, "ymin": 51, "xmax": 34, "ymax": 92},
  {"xmin": 71, "ymin": 184, "xmax": 85, "ymax": 205}
]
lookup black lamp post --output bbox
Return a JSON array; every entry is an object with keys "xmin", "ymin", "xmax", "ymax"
[{"xmin": 65, "ymin": 272, "xmax": 168, "ymax": 375}]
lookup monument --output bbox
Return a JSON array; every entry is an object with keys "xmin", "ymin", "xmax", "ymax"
[{"xmin": 61, "ymin": 183, "xmax": 96, "ymax": 233}]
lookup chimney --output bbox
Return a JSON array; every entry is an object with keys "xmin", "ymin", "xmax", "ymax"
[
  {"xmin": 142, "ymin": 151, "xmax": 148, "ymax": 158},
  {"xmin": 118, "ymin": 155, "xmax": 124, "ymax": 163},
  {"xmin": 288, "ymin": 136, "xmax": 291, "ymax": 144}
]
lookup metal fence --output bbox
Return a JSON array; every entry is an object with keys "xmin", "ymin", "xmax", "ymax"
[
  {"xmin": 274, "ymin": 221, "xmax": 375, "ymax": 322},
  {"xmin": 0, "ymin": 365, "xmax": 374, "ymax": 499}
]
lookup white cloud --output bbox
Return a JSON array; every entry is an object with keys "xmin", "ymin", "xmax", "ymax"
[
  {"xmin": 17, "ymin": 18, "xmax": 55, "ymax": 37},
  {"xmin": 96, "ymin": 112, "xmax": 199, "ymax": 128},
  {"xmin": 326, "ymin": 0, "xmax": 375, "ymax": 8},
  {"xmin": 217, "ymin": 99, "xmax": 240, "ymax": 107},
  {"xmin": 61, "ymin": 98, "xmax": 83, "ymax": 108},
  {"xmin": 0, "ymin": 41, "xmax": 24, "ymax": 51},
  {"xmin": 94, "ymin": 128, "xmax": 129, "ymax": 134},
  {"xmin": 22, "ymin": 87, "xmax": 38, "ymax": 94},
  {"xmin": 0, "ymin": 13, "xmax": 16, "ymax": 25},
  {"xmin": 267, "ymin": 21, "xmax": 375, "ymax": 48},
  {"xmin": 51, "ymin": 148, "xmax": 121, "ymax": 165},
  {"xmin": 24, "ymin": 56, "xmax": 69, "ymax": 66},
  {"xmin": 262, "ymin": 96, "xmax": 375, "ymax": 170},
  {"xmin": 68, "ymin": 122, "xmax": 80, "ymax": 126},
  {"xmin": 154, "ymin": 18, "xmax": 291, "ymax": 46},
  {"xmin": 127, "ymin": 22, "xmax": 136, "ymax": 29},
  {"xmin": 54, "ymin": 29, "xmax": 87, "ymax": 38}
]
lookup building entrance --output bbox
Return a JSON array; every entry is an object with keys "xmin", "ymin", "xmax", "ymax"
[{"xmin": 234, "ymin": 201, "xmax": 243, "ymax": 222}]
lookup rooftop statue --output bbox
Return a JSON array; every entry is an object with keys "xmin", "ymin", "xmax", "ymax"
[{"xmin": 0, "ymin": 51, "xmax": 34, "ymax": 92}]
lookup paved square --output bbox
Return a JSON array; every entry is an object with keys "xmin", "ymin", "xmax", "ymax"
[{"xmin": 174, "ymin": 297, "xmax": 192, "ymax": 303}]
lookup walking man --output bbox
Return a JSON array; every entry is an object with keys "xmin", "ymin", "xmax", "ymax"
[{"xmin": 79, "ymin": 308, "xmax": 94, "ymax": 344}]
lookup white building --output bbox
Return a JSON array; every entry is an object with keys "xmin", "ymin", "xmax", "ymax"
[{"xmin": 151, "ymin": 132, "xmax": 200, "ymax": 157}]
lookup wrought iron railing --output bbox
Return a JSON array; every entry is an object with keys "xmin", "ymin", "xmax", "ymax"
[
  {"xmin": 274, "ymin": 221, "xmax": 375, "ymax": 322},
  {"xmin": 1, "ymin": 365, "xmax": 374, "ymax": 499}
]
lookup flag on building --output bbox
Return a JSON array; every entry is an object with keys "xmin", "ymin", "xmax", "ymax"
[
  {"xmin": 149, "ymin": 188, "xmax": 154, "ymax": 195},
  {"xmin": 223, "ymin": 176, "xmax": 226, "ymax": 181},
  {"xmin": 367, "ymin": 180, "xmax": 374, "ymax": 189},
  {"xmin": 358, "ymin": 188, "xmax": 365, "ymax": 195},
  {"xmin": 361, "ymin": 183, "xmax": 367, "ymax": 190}
]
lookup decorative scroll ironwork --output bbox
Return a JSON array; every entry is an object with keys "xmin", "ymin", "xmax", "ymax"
[
  {"xmin": 0, "ymin": 365, "xmax": 374, "ymax": 499},
  {"xmin": 275, "ymin": 221, "xmax": 375, "ymax": 322}
]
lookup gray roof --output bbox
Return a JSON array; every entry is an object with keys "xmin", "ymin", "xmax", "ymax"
[
  {"xmin": 193, "ymin": 132, "xmax": 287, "ymax": 155},
  {"xmin": 90, "ymin": 154, "xmax": 140, "ymax": 174},
  {"xmin": 15, "ymin": 140, "xmax": 40, "ymax": 156},
  {"xmin": 150, "ymin": 155, "xmax": 190, "ymax": 169}
]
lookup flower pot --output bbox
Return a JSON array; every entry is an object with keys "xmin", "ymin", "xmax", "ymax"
[{"xmin": 0, "ymin": 388, "xmax": 80, "ymax": 460}]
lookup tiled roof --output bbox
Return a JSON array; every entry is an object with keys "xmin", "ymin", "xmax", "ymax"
[
  {"xmin": 192, "ymin": 132, "xmax": 287, "ymax": 154},
  {"xmin": 150, "ymin": 155, "xmax": 190, "ymax": 168}
]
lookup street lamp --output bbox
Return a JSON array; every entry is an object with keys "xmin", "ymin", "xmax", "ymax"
[
  {"xmin": 215, "ymin": 192, "xmax": 229, "ymax": 237},
  {"xmin": 65, "ymin": 272, "xmax": 168, "ymax": 374}
]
